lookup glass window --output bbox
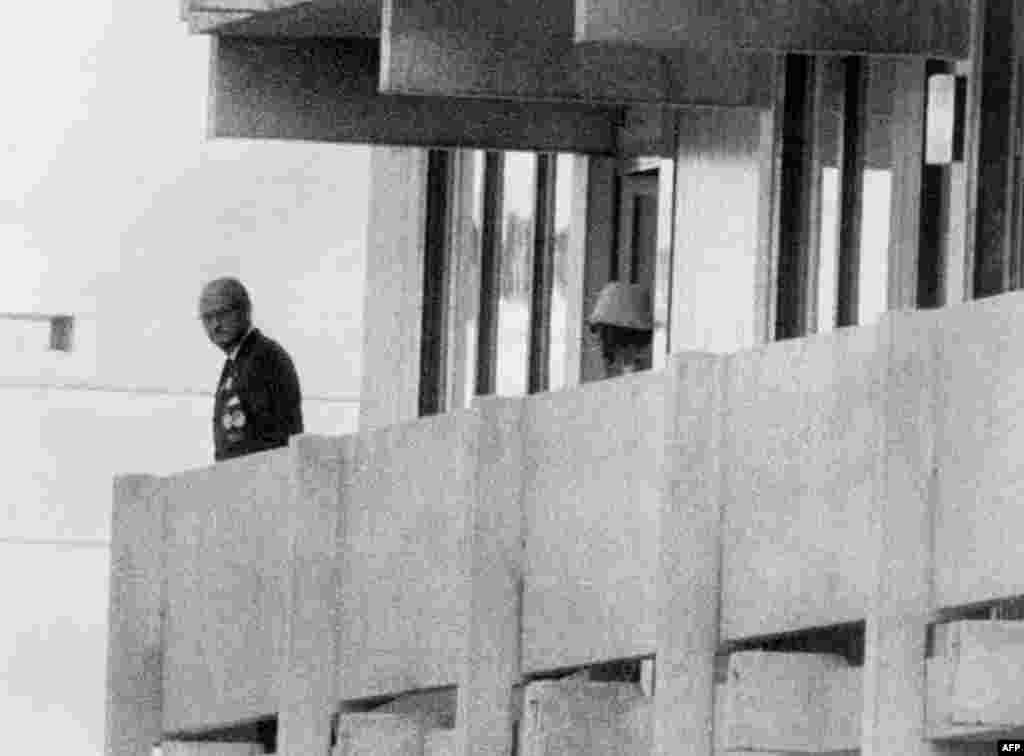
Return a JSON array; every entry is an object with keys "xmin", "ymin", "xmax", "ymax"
[
  {"xmin": 494, "ymin": 152, "xmax": 537, "ymax": 397},
  {"xmin": 548, "ymin": 153, "xmax": 575, "ymax": 392},
  {"xmin": 779, "ymin": 54, "xmax": 950, "ymax": 337},
  {"xmin": 422, "ymin": 148, "xmax": 583, "ymax": 414}
]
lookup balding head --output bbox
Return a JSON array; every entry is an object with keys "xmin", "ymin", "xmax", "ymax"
[
  {"xmin": 199, "ymin": 277, "xmax": 253, "ymax": 353},
  {"xmin": 200, "ymin": 277, "xmax": 251, "ymax": 315}
]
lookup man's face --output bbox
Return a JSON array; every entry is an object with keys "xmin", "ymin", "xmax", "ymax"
[{"xmin": 199, "ymin": 285, "xmax": 250, "ymax": 353}]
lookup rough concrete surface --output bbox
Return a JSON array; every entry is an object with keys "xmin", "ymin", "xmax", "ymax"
[{"xmin": 521, "ymin": 370, "xmax": 665, "ymax": 673}]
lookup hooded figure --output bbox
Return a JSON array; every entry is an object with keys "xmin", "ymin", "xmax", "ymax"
[{"xmin": 588, "ymin": 281, "xmax": 653, "ymax": 377}]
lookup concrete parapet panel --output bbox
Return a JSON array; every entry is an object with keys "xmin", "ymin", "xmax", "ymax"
[
  {"xmin": 337, "ymin": 409, "xmax": 480, "ymax": 698},
  {"xmin": 933, "ymin": 292, "xmax": 1024, "ymax": 607},
  {"xmin": 161, "ymin": 449, "xmax": 294, "ymax": 731},
  {"xmin": 722, "ymin": 652, "xmax": 861, "ymax": 752},
  {"xmin": 521, "ymin": 369, "xmax": 666, "ymax": 672},
  {"xmin": 519, "ymin": 677, "xmax": 652, "ymax": 756},
  {"xmin": 721, "ymin": 324, "xmax": 885, "ymax": 639},
  {"xmin": 928, "ymin": 621, "xmax": 1024, "ymax": 736}
]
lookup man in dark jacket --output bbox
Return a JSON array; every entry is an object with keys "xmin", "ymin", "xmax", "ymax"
[{"xmin": 198, "ymin": 277, "xmax": 303, "ymax": 461}]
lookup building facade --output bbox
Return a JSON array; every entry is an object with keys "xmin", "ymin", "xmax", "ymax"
[{"xmin": 107, "ymin": 2, "xmax": 1024, "ymax": 756}]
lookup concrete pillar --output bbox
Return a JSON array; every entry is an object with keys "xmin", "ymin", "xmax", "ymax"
[
  {"xmin": 359, "ymin": 147, "xmax": 428, "ymax": 432},
  {"xmin": 860, "ymin": 310, "xmax": 942, "ymax": 756},
  {"xmin": 277, "ymin": 435, "xmax": 351, "ymax": 756},
  {"xmin": 106, "ymin": 474, "xmax": 166, "ymax": 756},
  {"xmin": 653, "ymin": 353, "xmax": 725, "ymax": 756},
  {"xmin": 455, "ymin": 398, "xmax": 525, "ymax": 756}
]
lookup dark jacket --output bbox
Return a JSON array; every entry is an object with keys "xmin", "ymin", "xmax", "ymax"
[{"xmin": 213, "ymin": 328, "xmax": 303, "ymax": 461}]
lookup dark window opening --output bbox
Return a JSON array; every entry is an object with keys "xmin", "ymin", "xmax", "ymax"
[
  {"xmin": 49, "ymin": 315, "xmax": 75, "ymax": 352},
  {"xmin": 418, "ymin": 149, "xmax": 452, "ymax": 417},
  {"xmin": 164, "ymin": 716, "xmax": 277, "ymax": 753},
  {"xmin": 973, "ymin": 0, "xmax": 1018, "ymax": 299},
  {"xmin": 775, "ymin": 54, "xmax": 815, "ymax": 340},
  {"xmin": 722, "ymin": 621, "xmax": 865, "ymax": 668},
  {"xmin": 475, "ymin": 151, "xmax": 504, "ymax": 397}
]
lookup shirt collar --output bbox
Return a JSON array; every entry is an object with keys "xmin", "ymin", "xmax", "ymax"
[{"xmin": 227, "ymin": 328, "xmax": 254, "ymax": 361}]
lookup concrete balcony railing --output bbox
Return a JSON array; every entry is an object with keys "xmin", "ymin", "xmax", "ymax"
[{"xmin": 108, "ymin": 291, "xmax": 1024, "ymax": 756}]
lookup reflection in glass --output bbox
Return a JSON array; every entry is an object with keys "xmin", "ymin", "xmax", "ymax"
[
  {"xmin": 925, "ymin": 74, "xmax": 956, "ymax": 166},
  {"xmin": 450, "ymin": 150, "xmax": 486, "ymax": 410},
  {"xmin": 495, "ymin": 152, "xmax": 536, "ymax": 396},
  {"xmin": 858, "ymin": 169, "xmax": 891, "ymax": 324},
  {"xmin": 817, "ymin": 166, "xmax": 841, "ymax": 332},
  {"xmin": 815, "ymin": 58, "xmax": 845, "ymax": 333},
  {"xmin": 549, "ymin": 154, "xmax": 573, "ymax": 391}
]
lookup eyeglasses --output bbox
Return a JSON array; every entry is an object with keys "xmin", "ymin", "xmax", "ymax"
[{"xmin": 199, "ymin": 305, "xmax": 241, "ymax": 324}]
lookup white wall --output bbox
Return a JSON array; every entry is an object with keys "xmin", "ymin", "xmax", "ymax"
[{"xmin": 2, "ymin": 4, "xmax": 369, "ymax": 755}]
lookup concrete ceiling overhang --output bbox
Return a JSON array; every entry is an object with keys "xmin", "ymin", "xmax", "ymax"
[
  {"xmin": 187, "ymin": 0, "xmax": 381, "ymax": 37},
  {"xmin": 188, "ymin": 0, "xmax": 777, "ymax": 108},
  {"xmin": 209, "ymin": 36, "xmax": 627, "ymax": 154},
  {"xmin": 379, "ymin": 0, "xmax": 775, "ymax": 108},
  {"xmin": 575, "ymin": 0, "xmax": 974, "ymax": 59}
]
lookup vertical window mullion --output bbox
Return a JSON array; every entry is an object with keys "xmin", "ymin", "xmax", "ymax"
[
  {"xmin": 475, "ymin": 151, "xmax": 504, "ymax": 397},
  {"xmin": 775, "ymin": 54, "xmax": 815, "ymax": 340},
  {"xmin": 529, "ymin": 154, "xmax": 557, "ymax": 394},
  {"xmin": 419, "ymin": 149, "xmax": 452, "ymax": 417},
  {"xmin": 835, "ymin": 56, "xmax": 866, "ymax": 327}
]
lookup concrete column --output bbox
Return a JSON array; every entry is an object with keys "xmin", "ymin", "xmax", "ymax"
[
  {"xmin": 277, "ymin": 435, "xmax": 351, "ymax": 756},
  {"xmin": 455, "ymin": 398, "xmax": 525, "ymax": 756},
  {"xmin": 359, "ymin": 147, "xmax": 428, "ymax": 432},
  {"xmin": 860, "ymin": 310, "xmax": 942, "ymax": 756},
  {"xmin": 106, "ymin": 474, "xmax": 166, "ymax": 756},
  {"xmin": 654, "ymin": 353, "xmax": 725, "ymax": 756}
]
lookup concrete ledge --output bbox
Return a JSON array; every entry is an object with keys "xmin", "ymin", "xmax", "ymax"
[
  {"xmin": 928, "ymin": 621, "xmax": 1024, "ymax": 740},
  {"xmin": 373, "ymin": 689, "xmax": 457, "ymax": 730},
  {"xmin": 721, "ymin": 652, "xmax": 861, "ymax": 753},
  {"xmin": 519, "ymin": 677, "xmax": 652, "ymax": 755},
  {"xmin": 334, "ymin": 713, "xmax": 425, "ymax": 756},
  {"xmin": 160, "ymin": 744, "xmax": 264, "ymax": 756},
  {"xmin": 334, "ymin": 711, "xmax": 454, "ymax": 756}
]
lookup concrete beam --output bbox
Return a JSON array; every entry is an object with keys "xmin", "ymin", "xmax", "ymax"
[
  {"xmin": 455, "ymin": 398, "xmax": 525, "ymax": 756},
  {"xmin": 577, "ymin": 0, "xmax": 972, "ymax": 58},
  {"xmin": 653, "ymin": 353, "xmax": 724, "ymax": 756},
  {"xmin": 210, "ymin": 36, "xmax": 620, "ymax": 153},
  {"xmin": 382, "ymin": 0, "xmax": 773, "ymax": 107},
  {"xmin": 277, "ymin": 436, "xmax": 351, "ymax": 756},
  {"xmin": 860, "ymin": 309, "xmax": 943, "ymax": 756}
]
